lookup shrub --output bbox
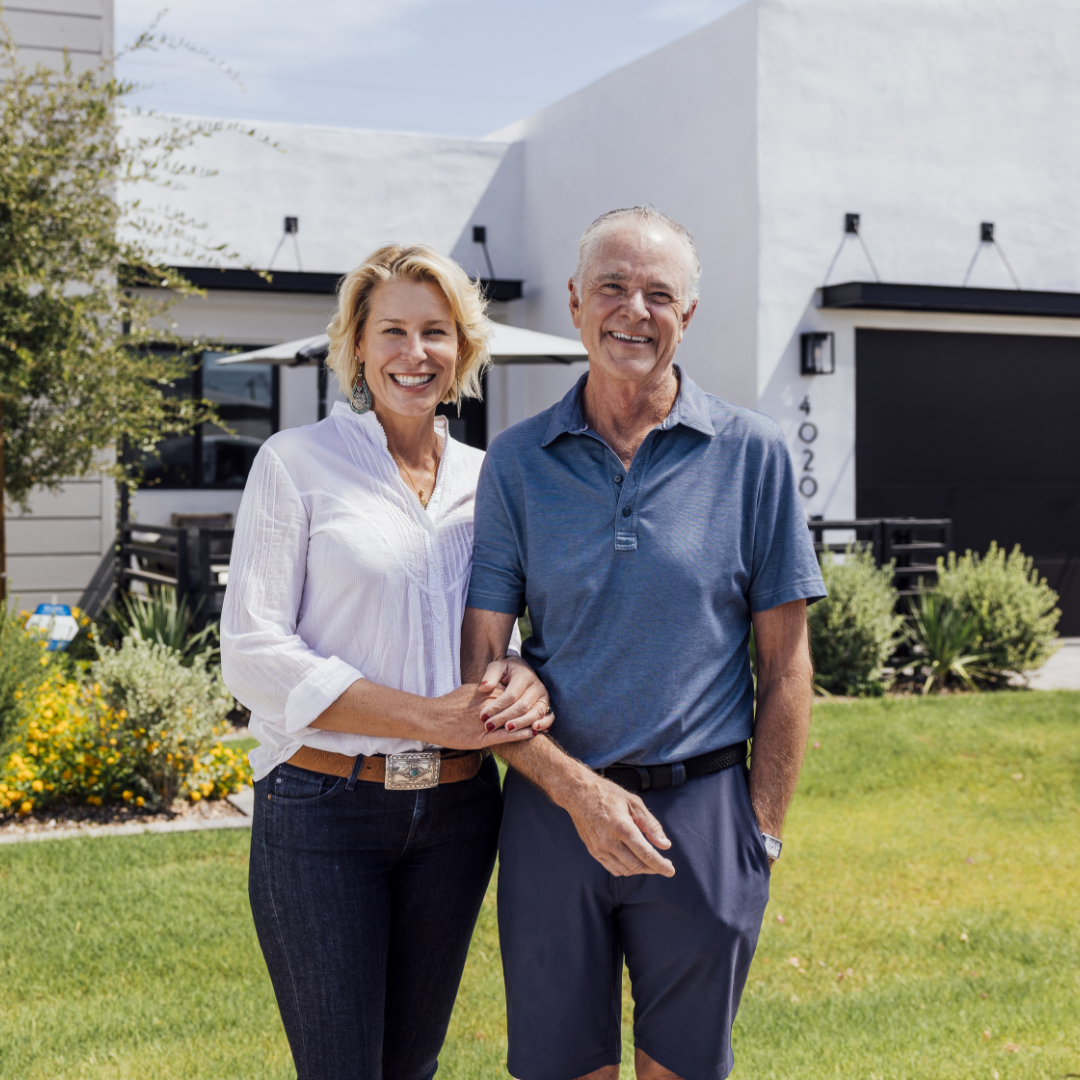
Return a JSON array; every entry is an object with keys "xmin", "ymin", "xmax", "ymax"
[
  {"xmin": 92, "ymin": 638, "xmax": 234, "ymax": 804},
  {"xmin": 184, "ymin": 742, "xmax": 253, "ymax": 802},
  {"xmin": 935, "ymin": 543, "xmax": 1060, "ymax": 679},
  {"xmin": 808, "ymin": 548, "xmax": 905, "ymax": 696},
  {"xmin": 0, "ymin": 671, "xmax": 131, "ymax": 815},
  {"xmin": 0, "ymin": 607, "xmax": 56, "ymax": 747},
  {"xmin": 0, "ymin": 666, "xmax": 249, "ymax": 815}
]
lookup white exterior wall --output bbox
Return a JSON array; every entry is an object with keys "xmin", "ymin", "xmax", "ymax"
[
  {"xmin": 4, "ymin": 0, "xmax": 116, "ymax": 609},
  {"xmin": 754, "ymin": 0, "xmax": 1080, "ymax": 519},
  {"xmin": 485, "ymin": 4, "xmax": 760, "ymax": 438}
]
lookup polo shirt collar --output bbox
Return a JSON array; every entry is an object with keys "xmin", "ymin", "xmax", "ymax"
[{"xmin": 540, "ymin": 365, "xmax": 714, "ymax": 447}]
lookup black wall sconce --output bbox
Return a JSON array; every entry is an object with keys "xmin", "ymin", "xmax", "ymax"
[{"xmin": 800, "ymin": 332, "xmax": 835, "ymax": 375}]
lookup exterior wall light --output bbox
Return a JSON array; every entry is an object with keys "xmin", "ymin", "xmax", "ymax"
[{"xmin": 800, "ymin": 331, "xmax": 835, "ymax": 375}]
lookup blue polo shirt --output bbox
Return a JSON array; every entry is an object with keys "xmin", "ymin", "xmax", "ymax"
[{"xmin": 467, "ymin": 369, "xmax": 826, "ymax": 769}]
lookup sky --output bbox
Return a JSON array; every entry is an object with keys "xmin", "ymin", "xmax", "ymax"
[{"xmin": 114, "ymin": 0, "xmax": 745, "ymax": 137}]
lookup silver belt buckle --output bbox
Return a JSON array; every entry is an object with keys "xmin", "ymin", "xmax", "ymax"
[{"xmin": 384, "ymin": 751, "xmax": 441, "ymax": 790}]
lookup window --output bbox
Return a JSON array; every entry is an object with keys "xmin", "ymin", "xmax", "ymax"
[{"xmin": 139, "ymin": 350, "xmax": 279, "ymax": 489}]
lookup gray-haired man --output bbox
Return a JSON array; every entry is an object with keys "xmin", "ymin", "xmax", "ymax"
[{"xmin": 462, "ymin": 207, "xmax": 825, "ymax": 1080}]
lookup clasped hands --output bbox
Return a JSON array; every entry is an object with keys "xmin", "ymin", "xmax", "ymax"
[{"xmin": 435, "ymin": 656, "xmax": 553, "ymax": 750}]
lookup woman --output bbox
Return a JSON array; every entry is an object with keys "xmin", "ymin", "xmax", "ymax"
[{"xmin": 221, "ymin": 245, "xmax": 551, "ymax": 1080}]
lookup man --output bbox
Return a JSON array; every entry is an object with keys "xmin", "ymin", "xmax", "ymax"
[{"xmin": 462, "ymin": 206, "xmax": 826, "ymax": 1080}]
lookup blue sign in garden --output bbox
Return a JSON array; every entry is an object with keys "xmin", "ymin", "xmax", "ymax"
[{"xmin": 24, "ymin": 603, "xmax": 81, "ymax": 651}]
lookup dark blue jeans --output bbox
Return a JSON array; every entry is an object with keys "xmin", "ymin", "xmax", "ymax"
[{"xmin": 249, "ymin": 756, "xmax": 502, "ymax": 1080}]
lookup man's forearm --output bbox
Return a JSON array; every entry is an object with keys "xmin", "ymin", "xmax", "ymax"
[{"xmin": 748, "ymin": 670, "xmax": 812, "ymax": 838}]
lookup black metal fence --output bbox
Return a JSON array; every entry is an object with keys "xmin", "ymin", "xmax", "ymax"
[
  {"xmin": 104, "ymin": 523, "xmax": 233, "ymax": 626},
  {"xmin": 79, "ymin": 516, "xmax": 952, "ymax": 625},
  {"xmin": 807, "ymin": 517, "xmax": 952, "ymax": 597}
]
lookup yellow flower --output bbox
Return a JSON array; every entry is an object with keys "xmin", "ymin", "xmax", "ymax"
[
  {"xmin": 135, "ymin": 796, "xmax": 145, "ymax": 807},
  {"xmin": 19, "ymin": 801, "xmax": 33, "ymax": 815},
  {"xmin": 39, "ymin": 656, "xmax": 49, "ymax": 666},
  {"xmin": 190, "ymin": 791, "xmax": 202, "ymax": 802},
  {"xmin": 61, "ymin": 769, "xmax": 72, "ymax": 781},
  {"xmin": 121, "ymin": 790, "xmax": 133, "ymax": 801},
  {"xmin": 86, "ymin": 795, "xmax": 102, "ymax": 807},
  {"xmin": 31, "ymin": 780, "xmax": 44, "ymax": 793}
]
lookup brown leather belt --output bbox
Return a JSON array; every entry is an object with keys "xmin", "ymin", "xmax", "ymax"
[{"xmin": 287, "ymin": 745, "xmax": 488, "ymax": 787}]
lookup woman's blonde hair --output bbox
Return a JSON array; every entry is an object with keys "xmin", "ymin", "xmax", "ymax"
[{"xmin": 326, "ymin": 244, "xmax": 491, "ymax": 405}]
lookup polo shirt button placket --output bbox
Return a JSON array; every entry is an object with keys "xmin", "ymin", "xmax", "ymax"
[{"xmin": 615, "ymin": 473, "xmax": 638, "ymax": 552}]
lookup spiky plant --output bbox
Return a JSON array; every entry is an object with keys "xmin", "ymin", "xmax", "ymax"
[{"xmin": 904, "ymin": 591, "xmax": 989, "ymax": 694}]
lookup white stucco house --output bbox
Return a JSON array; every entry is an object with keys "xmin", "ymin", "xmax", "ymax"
[{"xmin": 8, "ymin": 0, "xmax": 1080, "ymax": 632}]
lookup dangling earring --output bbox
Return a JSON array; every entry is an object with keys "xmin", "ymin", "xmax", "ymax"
[{"xmin": 349, "ymin": 360, "xmax": 372, "ymax": 414}]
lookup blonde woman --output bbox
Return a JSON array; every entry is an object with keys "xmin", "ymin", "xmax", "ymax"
[{"xmin": 221, "ymin": 245, "xmax": 551, "ymax": 1080}]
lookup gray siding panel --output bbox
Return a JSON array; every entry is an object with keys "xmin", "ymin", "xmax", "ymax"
[
  {"xmin": 6, "ymin": 517, "xmax": 103, "ymax": 555},
  {"xmin": 5, "ymin": 0, "xmax": 105, "ymax": 15},
  {"xmin": 5, "ymin": 9, "xmax": 103, "ymax": 52},
  {"xmin": 8, "ymin": 482, "xmax": 104, "ymax": 519},
  {"xmin": 7, "ymin": 554, "xmax": 103, "ymax": 591}
]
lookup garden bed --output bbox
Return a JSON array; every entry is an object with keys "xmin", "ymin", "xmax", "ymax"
[{"xmin": 0, "ymin": 792, "xmax": 246, "ymax": 841}]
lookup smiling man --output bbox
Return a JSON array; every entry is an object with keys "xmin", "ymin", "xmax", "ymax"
[{"xmin": 461, "ymin": 207, "xmax": 826, "ymax": 1080}]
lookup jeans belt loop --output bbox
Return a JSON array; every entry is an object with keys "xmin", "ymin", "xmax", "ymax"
[
  {"xmin": 635, "ymin": 766, "xmax": 651, "ymax": 792},
  {"xmin": 670, "ymin": 761, "xmax": 686, "ymax": 788},
  {"xmin": 344, "ymin": 754, "xmax": 365, "ymax": 791}
]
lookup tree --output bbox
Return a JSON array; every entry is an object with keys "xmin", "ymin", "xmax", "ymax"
[{"xmin": 0, "ymin": 24, "xmax": 264, "ymax": 598}]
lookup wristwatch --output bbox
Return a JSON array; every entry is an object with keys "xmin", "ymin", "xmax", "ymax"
[{"xmin": 761, "ymin": 833, "xmax": 782, "ymax": 861}]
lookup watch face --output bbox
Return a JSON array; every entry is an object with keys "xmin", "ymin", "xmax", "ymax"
[{"xmin": 763, "ymin": 834, "xmax": 782, "ymax": 860}]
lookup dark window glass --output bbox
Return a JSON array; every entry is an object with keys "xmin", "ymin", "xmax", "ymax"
[
  {"xmin": 201, "ymin": 352, "xmax": 275, "ymax": 487},
  {"xmin": 138, "ymin": 349, "xmax": 277, "ymax": 490}
]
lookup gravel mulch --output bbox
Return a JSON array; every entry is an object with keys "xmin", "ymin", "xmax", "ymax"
[{"xmin": 0, "ymin": 795, "xmax": 250, "ymax": 845}]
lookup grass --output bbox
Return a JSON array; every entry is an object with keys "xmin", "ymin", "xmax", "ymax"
[{"xmin": 2, "ymin": 690, "xmax": 1078, "ymax": 1079}]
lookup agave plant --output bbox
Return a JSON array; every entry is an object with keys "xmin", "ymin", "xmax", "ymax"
[
  {"xmin": 904, "ymin": 591, "xmax": 989, "ymax": 694},
  {"xmin": 109, "ymin": 586, "xmax": 219, "ymax": 665}
]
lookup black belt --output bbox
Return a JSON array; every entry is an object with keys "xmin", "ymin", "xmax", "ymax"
[{"xmin": 596, "ymin": 740, "xmax": 748, "ymax": 794}]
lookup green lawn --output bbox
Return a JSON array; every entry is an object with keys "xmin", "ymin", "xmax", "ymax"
[{"xmin": 2, "ymin": 691, "xmax": 1078, "ymax": 1079}]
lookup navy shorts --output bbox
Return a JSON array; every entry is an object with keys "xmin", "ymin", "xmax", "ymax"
[{"xmin": 498, "ymin": 764, "xmax": 770, "ymax": 1080}]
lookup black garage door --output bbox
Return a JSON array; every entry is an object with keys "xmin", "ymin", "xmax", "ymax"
[{"xmin": 856, "ymin": 329, "xmax": 1080, "ymax": 635}]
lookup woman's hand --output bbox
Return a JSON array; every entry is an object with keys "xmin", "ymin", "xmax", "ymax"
[
  {"xmin": 477, "ymin": 656, "xmax": 553, "ymax": 734},
  {"xmin": 430, "ymin": 681, "xmax": 541, "ymax": 750}
]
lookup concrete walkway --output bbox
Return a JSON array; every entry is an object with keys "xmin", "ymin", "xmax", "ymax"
[{"xmin": 1025, "ymin": 638, "xmax": 1080, "ymax": 691}]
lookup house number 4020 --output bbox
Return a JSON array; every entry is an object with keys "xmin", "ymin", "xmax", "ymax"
[{"xmin": 797, "ymin": 396, "xmax": 817, "ymax": 498}]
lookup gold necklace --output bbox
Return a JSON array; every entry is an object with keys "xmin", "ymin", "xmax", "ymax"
[{"xmin": 390, "ymin": 444, "xmax": 440, "ymax": 508}]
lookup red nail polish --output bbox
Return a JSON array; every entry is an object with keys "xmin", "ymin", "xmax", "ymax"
[
  {"xmin": 506, "ymin": 723, "xmax": 515, "ymax": 731},
  {"xmin": 485, "ymin": 722, "xmax": 494, "ymax": 731},
  {"xmin": 480, "ymin": 713, "xmax": 490, "ymax": 723}
]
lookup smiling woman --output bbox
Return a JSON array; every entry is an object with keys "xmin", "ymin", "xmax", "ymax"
[{"xmin": 220, "ymin": 242, "xmax": 554, "ymax": 1080}]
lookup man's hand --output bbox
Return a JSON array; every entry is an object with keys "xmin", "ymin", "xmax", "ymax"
[{"xmin": 556, "ymin": 768, "xmax": 675, "ymax": 877}]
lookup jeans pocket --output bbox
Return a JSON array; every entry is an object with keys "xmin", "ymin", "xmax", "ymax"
[{"xmin": 269, "ymin": 762, "xmax": 346, "ymax": 806}]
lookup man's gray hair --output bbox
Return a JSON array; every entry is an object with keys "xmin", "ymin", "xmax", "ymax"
[{"xmin": 573, "ymin": 205, "xmax": 702, "ymax": 311}]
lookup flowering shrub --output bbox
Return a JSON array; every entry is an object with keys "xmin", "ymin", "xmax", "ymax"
[
  {"xmin": 0, "ymin": 671, "xmax": 136, "ymax": 815},
  {"xmin": 92, "ymin": 638, "xmax": 235, "ymax": 804},
  {"xmin": 0, "ymin": 663, "xmax": 249, "ymax": 815},
  {"xmin": 0, "ymin": 607, "xmax": 55, "ymax": 744},
  {"xmin": 184, "ymin": 742, "xmax": 253, "ymax": 802}
]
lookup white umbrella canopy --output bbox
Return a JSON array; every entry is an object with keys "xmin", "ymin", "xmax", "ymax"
[{"xmin": 217, "ymin": 323, "xmax": 588, "ymax": 367}]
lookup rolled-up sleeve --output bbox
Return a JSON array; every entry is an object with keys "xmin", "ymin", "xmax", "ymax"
[
  {"xmin": 465, "ymin": 454, "xmax": 526, "ymax": 616},
  {"xmin": 221, "ymin": 446, "xmax": 363, "ymax": 735}
]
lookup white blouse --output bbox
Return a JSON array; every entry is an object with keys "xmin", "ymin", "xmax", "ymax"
[{"xmin": 221, "ymin": 401, "xmax": 504, "ymax": 781}]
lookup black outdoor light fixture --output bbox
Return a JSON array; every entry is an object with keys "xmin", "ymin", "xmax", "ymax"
[
  {"xmin": 284, "ymin": 216, "xmax": 298, "ymax": 234},
  {"xmin": 800, "ymin": 331, "xmax": 835, "ymax": 375}
]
